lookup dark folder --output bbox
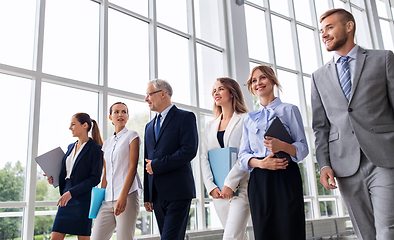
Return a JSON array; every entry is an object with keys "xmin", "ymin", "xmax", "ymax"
[{"xmin": 264, "ymin": 116, "xmax": 294, "ymax": 162}]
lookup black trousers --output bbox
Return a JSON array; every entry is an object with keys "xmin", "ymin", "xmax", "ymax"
[{"xmin": 248, "ymin": 161, "xmax": 305, "ymax": 240}]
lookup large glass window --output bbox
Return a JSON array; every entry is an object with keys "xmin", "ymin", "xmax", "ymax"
[
  {"xmin": 245, "ymin": 5, "xmax": 270, "ymax": 62},
  {"xmin": 42, "ymin": 0, "xmax": 100, "ymax": 84},
  {"xmin": 0, "ymin": 1, "xmax": 36, "ymax": 70}
]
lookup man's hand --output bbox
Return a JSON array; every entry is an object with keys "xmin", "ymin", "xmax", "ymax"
[
  {"xmin": 145, "ymin": 159, "xmax": 153, "ymax": 175},
  {"xmin": 220, "ymin": 185, "xmax": 234, "ymax": 199},
  {"xmin": 144, "ymin": 202, "xmax": 153, "ymax": 212},
  {"xmin": 320, "ymin": 167, "xmax": 337, "ymax": 190}
]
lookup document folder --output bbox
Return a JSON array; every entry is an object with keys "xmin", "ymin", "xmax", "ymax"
[
  {"xmin": 264, "ymin": 116, "xmax": 294, "ymax": 162},
  {"xmin": 208, "ymin": 147, "xmax": 238, "ymax": 192},
  {"xmin": 35, "ymin": 147, "xmax": 64, "ymax": 188},
  {"xmin": 88, "ymin": 187, "xmax": 105, "ymax": 219}
]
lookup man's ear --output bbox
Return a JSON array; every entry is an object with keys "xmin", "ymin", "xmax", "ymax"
[{"xmin": 346, "ymin": 21, "xmax": 354, "ymax": 33}]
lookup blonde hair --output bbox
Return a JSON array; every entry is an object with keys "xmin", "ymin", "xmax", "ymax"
[
  {"xmin": 212, "ymin": 77, "xmax": 248, "ymax": 118},
  {"xmin": 247, "ymin": 65, "xmax": 281, "ymax": 95}
]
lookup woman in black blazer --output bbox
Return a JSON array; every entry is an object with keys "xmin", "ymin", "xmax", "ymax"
[{"xmin": 46, "ymin": 112, "xmax": 103, "ymax": 240}]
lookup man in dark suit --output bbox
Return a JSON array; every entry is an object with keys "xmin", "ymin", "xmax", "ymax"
[
  {"xmin": 312, "ymin": 8, "xmax": 394, "ymax": 239},
  {"xmin": 143, "ymin": 79, "xmax": 198, "ymax": 240}
]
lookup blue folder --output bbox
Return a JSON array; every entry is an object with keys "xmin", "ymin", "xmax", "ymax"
[
  {"xmin": 88, "ymin": 187, "xmax": 105, "ymax": 219},
  {"xmin": 208, "ymin": 147, "xmax": 238, "ymax": 192}
]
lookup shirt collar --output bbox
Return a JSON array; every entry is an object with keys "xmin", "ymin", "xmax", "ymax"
[
  {"xmin": 158, "ymin": 104, "xmax": 174, "ymax": 120},
  {"xmin": 258, "ymin": 97, "xmax": 281, "ymax": 111},
  {"xmin": 113, "ymin": 126, "xmax": 128, "ymax": 138},
  {"xmin": 333, "ymin": 44, "xmax": 359, "ymax": 63}
]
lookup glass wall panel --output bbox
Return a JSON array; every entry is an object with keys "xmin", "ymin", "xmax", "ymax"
[
  {"xmin": 43, "ymin": 0, "xmax": 99, "ymax": 84},
  {"xmin": 194, "ymin": 0, "xmax": 223, "ymax": 47},
  {"xmin": 277, "ymin": 70, "xmax": 300, "ymax": 109},
  {"xmin": 34, "ymin": 208, "xmax": 56, "ymax": 240},
  {"xmin": 245, "ymin": 5, "xmax": 270, "ymax": 62},
  {"xmin": 197, "ymin": 44, "xmax": 224, "ymax": 110},
  {"xmin": 319, "ymin": 200, "xmax": 338, "ymax": 217},
  {"xmin": 204, "ymin": 201, "xmax": 221, "ymax": 229},
  {"xmin": 247, "ymin": 0, "xmax": 264, "ymax": 6},
  {"xmin": 303, "ymin": 76, "xmax": 312, "ymax": 128},
  {"xmin": 380, "ymin": 19, "xmax": 394, "ymax": 50},
  {"xmin": 157, "ymin": 28, "xmax": 192, "ymax": 106},
  {"xmin": 376, "ymin": 0, "xmax": 389, "ymax": 18},
  {"xmin": 0, "ymin": 214, "xmax": 23, "ymax": 239},
  {"xmin": 0, "ymin": 74, "xmax": 31, "ymax": 202},
  {"xmin": 304, "ymin": 201, "xmax": 313, "ymax": 219},
  {"xmin": 37, "ymin": 83, "xmax": 99, "ymax": 201},
  {"xmin": 271, "ymin": 16, "xmax": 296, "ymax": 69},
  {"xmin": 269, "ymin": 0, "xmax": 289, "ymax": 17},
  {"xmin": 109, "ymin": 0, "xmax": 148, "ymax": 17},
  {"xmin": 156, "ymin": 0, "xmax": 188, "ymax": 33},
  {"xmin": 297, "ymin": 25, "xmax": 319, "ymax": 74},
  {"xmin": 0, "ymin": 0, "xmax": 36, "ymax": 69},
  {"xmin": 333, "ymin": 0, "xmax": 346, "ymax": 9},
  {"xmin": 294, "ymin": 0, "xmax": 313, "ymax": 26},
  {"xmin": 298, "ymin": 161, "xmax": 310, "ymax": 196},
  {"xmin": 352, "ymin": 7, "xmax": 373, "ymax": 49},
  {"xmin": 351, "ymin": 0, "xmax": 365, "ymax": 8},
  {"xmin": 187, "ymin": 202, "xmax": 198, "ymax": 230},
  {"xmin": 108, "ymin": 9, "xmax": 149, "ymax": 94},
  {"xmin": 314, "ymin": 0, "xmax": 330, "ymax": 23}
]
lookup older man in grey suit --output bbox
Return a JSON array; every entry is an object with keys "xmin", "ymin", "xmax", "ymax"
[{"xmin": 312, "ymin": 8, "xmax": 394, "ymax": 240}]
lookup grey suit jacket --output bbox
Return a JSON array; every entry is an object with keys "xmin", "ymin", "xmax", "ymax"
[{"xmin": 311, "ymin": 46, "xmax": 394, "ymax": 177}]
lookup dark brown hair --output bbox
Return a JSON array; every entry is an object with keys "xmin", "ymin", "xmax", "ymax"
[
  {"xmin": 212, "ymin": 77, "xmax": 248, "ymax": 118},
  {"xmin": 73, "ymin": 113, "xmax": 103, "ymax": 146},
  {"xmin": 110, "ymin": 102, "xmax": 128, "ymax": 115},
  {"xmin": 320, "ymin": 8, "xmax": 356, "ymax": 35}
]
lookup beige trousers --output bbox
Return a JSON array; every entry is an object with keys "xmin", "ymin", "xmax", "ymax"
[{"xmin": 91, "ymin": 191, "xmax": 139, "ymax": 240}]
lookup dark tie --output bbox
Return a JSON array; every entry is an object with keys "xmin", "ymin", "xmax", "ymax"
[
  {"xmin": 338, "ymin": 56, "xmax": 352, "ymax": 101},
  {"xmin": 155, "ymin": 114, "xmax": 161, "ymax": 141}
]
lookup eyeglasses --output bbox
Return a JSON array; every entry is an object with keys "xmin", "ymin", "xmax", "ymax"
[{"xmin": 145, "ymin": 90, "xmax": 163, "ymax": 98}]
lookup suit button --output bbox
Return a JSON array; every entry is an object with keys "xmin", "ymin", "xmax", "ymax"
[
  {"xmin": 348, "ymin": 108, "xmax": 353, "ymax": 112},
  {"xmin": 352, "ymin": 131, "xmax": 354, "ymax": 134},
  {"xmin": 154, "ymin": 149, "xmax": 157, "ymax": 152}
]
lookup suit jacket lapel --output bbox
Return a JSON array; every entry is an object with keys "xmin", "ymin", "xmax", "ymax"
[
  {"xmin": 210, "ymin": 116, "xmax": 222, "ymax": 149},
  {"xmin": 71, "ymin": 140, "xmax": 90, "ymax": 174},
  {"xmin": 223, "ymin": 112, "xmax": 241, "ymax": 147},
  {"xmin": 327, "ymin": 59, "xmax": 348, "ymax": 102},
  {"xmin": 156, "ymin": 105, "xmax": 177, "ymax": 143},
  {"xmin": 349, "ymin": 47, "xmax": 366, "ymax": 103}
]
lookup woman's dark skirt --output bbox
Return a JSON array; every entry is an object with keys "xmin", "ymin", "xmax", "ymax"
[
  {"xmin": 52, "ymin": 179, "xmax": 92, "ymax": 236},
  {"xmin": 248, "ymin": 160, "xmax": 305, "ymax": 240}
]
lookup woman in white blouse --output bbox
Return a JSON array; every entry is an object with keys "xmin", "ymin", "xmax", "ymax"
[
  {"xmin": 91, "ymin": 102, "xmax": 142, "ymax": 240},
  {"xmin": 200, "ymin": 77, "xmax": 250, "ymax": 240}
]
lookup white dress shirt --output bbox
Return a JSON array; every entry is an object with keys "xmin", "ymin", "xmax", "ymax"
[
  {"xmin": 65, "ymin": 141, "xmax": 87, "ymax": 179},
  {"xmin": 103, "ymin": 127, "xmax": 142, "ymax": 201}
]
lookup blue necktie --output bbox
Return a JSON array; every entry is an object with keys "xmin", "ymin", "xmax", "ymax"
[
  {"xmin": 338, "ymin": 56, "xmax": 352, "ymax": 101},
  {"xmin": 155, "ymin": 114, "xmax": 161, "ymax": 141}
]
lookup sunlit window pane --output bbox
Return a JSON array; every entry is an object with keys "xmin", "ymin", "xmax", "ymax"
[
  {"xmin": 108, "ymin": 9, "xmax": 149, "ymax": 95},
  {"xmin": 0, "ymin": 214, "xmax": 22, "ymax": 239},
  {"xmin": 314, "ymin": 0, "xmax": 329, "ymax": 23},
  {"xmin": 245, "ymin": 5, "xmax": 269, "ymax": 62},
  {"xmin": 0, "ymin": 1, "xmax": 35, "ymax": 69},
  {"xmin": 157, "ymin": 28, "xmax": 193, "ymax": 106},
  {"xmin": 269, "ymin": 0, "xmax": 289, "ymax": 17},
  {"xmin": 353, "ymin": 7, "xmax": 373, "ymax": 49},
  {"xmin": 376, "ymin": 0, "xmax": 388, "ymax": 18},
  {"xmin": 247, "ymin": 0, "xmax": 264, "ymax": 6},
  {"xmin": 194, "ymin": 0, "xmax": 223, "ymax": 47},
  {"xmin": 109, "ymin": 0, "xmax": 148, "ymax": 17},
  {"xmin": 43, "ymin": 0, "xmax": 99, "ymax": 84},
  {"xmin": 319, "ymin": 200, "xmax": 338, "ymax": 217},
  {"xmin": 38, "ymin": 83, "xmax": 99, "ymax": 158},
  {"xmin": 304, "ymin": 201, "xmax": 314, "ymax": 219},
  {"xmin": 272, "ymin": 16, "xmax": 295, "ymax": 69},
  {"xmin": 303, "ymin": 76, "xmax": 312, "ymax": 128},
  {"xmin": 379, "ymin": 19, "xmax": 394, "ymax": 51},
  {"xmin": 299, "ymin": 161, "xmax": 310, "ymax": 196},
  {"xmin": 351, "ymin": 0, "xmax": 365, "ymax": 8},
  {"xmin": 277, "ymin": 70, "xmax": 300, "ymax": 109},
  {"xmin": 333, "ymin": 0, "xmax": 346, "ymax": 9},
  {"xmin": 0, "ymin": 74, "xmax": 31, "ymax": 202},
  {"xmin": 297, "ymin": 25, "xmax": 319, "ymax": 74},
  {"xmin": 34, "ymin": 209, "xmax": 56, "ymax": 239},
  {"xmin": 294, "ymin": 0, "xmax": 313, "ymax": 26},
  {"xmin": 156, "ymin": 0, "xmax": 188, "ymax": 33},
  {"xmin": 197, "ymin": 44, "xmax": 224, "ymax": 110}
]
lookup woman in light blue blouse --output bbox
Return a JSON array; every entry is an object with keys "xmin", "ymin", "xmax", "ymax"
[{"xmin": 238, "ymin": 65, "xmax": 308, "ymax": 240}]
